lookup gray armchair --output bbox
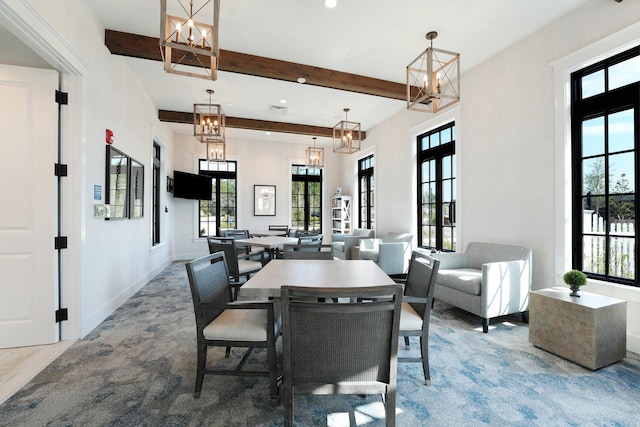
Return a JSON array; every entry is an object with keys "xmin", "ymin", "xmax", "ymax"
[
  {"xmin": 331, "ymin": 228, "xmax": 374, "ymax": 260},
  {"xmin": 430, "ymin": 242, "xmax": 532, "ymax": 333},
  {"xmin": 358, "ymin": 232, "xmax": 413, "ymax": 275}
]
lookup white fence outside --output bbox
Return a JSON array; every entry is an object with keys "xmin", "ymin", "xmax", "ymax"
[{"xmin": 583, "ymin": 210, "xmax": 635, "ymax": 279}]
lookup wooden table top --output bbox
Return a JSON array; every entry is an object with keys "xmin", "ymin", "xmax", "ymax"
[
  {"xmin": 235, "ymin": 236, "xmax": 299, "ymax": 249},
  {"xmin": 239, "ymin": 259, "xmax": 395, "ymax": 298}
]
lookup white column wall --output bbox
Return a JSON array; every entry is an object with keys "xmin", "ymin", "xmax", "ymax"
[
  {"xmin": 171, "ymin": 131, "xmax": 343, "ymax": 260},
  {"xmin": 355, "ymin": 0, "xmax": 640, "ymax": 352},
  {"xmin": 18, "ymin": 0, "xmax": 176, "ymax": 336}
]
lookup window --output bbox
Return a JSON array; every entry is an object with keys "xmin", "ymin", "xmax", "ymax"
[
  {"xmin": 358, "ymin": 155, "xmax": 375, "ymax": 230},
  {"xmin": 198, "ymin": 160, "xmax": 237, "ymax": 237},
  {"xmin": 152, "ymin": 142, "xmax": 161, "ymax": 245},
  {"xmin": 417, "ymin": 122, "xmax": 456, "ymax": 251},
  {"xmin": 571, "ymin": 45, "xmax": 640, "ymax": 286},
  {"xmin": 291, "ymin": 165, "xmax": 322, "ymax": 232}
]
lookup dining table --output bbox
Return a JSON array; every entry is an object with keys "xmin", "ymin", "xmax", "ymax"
[
  {"xmin": 238, "ymin": 259, "xmax": 396, "ymax": 299},
  {"xmin": 249, "ymin": 229, "xmax": 288, "ymax": 237},
  {"xmin": 235, "ymin": 236, "xmax": 299, "ymax": 259}
]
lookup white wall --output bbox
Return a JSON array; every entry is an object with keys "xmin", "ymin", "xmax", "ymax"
[
  {"xmin": 16, "ymin": 0, "xmax": 176, "ymax": 337},
  {"xmin": 353, "ymin": 0, "xmax": 640, "ymax": 352},
  {"xmin": 172, "ymin": 131, "xmax": 345, "ymax": 260}
]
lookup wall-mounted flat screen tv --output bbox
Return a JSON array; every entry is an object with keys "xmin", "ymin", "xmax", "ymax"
[{"xmin": 173, "ymin": 170, "xmax": 212, "ymax": 200}]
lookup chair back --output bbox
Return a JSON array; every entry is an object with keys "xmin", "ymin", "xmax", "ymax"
[
  {"xmin": 185, "ymin": 252, "xmax": 232, "ymax": 332},
  {"xmin": 298, "ymin": 234, "xmax": 323, "ymax": 246},
  {"xmin": 221, "ymin": 229, "xmax": 250, "ymax": 239},
  {"xmin": 206, "ymin": 237, "xmax": 241, "ymax": 280},
  {"xmin": 220, "ymin": 229, "xmax": 251, "ymax": 255},
  {"xmin": 294, "ymin": 229, "xmax": 319, "ymax": 238},
  {"xmin": 405, "ymin": 252, "xmax": 440, "ymax": 318},
  {"xmin": 268, "ymin": 225, "xmax": 289, "ymax": 232},
  {"xmin": 281, "ymin": 285, "xmax": 402, "ymax": 425},
  {"xmin": 282, "ymin": 244, "xmax": 333, "ymax": 259}
]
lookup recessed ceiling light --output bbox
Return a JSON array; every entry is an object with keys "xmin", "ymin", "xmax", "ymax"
[
  {"xmin": 325, "ymin": 0, "xmax": 337, "ymax": 8},
  {"xmin": 297, "ymin": 77, "xmax": 306, "ymax": 84},
  {"xmin": 266, "ymin": 132, "xmax": 271, "ymax": 136},
  {"xmin": 280, "ymin": 99, "xmax": 287, "ymax": 104}
]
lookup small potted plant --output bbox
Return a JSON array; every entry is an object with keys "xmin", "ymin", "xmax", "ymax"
[{"xmin": 563, "ymin": 270, "xmax": 587, "ymax": 297}]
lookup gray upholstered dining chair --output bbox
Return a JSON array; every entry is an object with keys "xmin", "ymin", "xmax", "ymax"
[
  {"xmin": 398, "ymin": 251, "xmax": 440, "ymax": 385},
  {"xmin": 280, "ymin": 284, "xmax": 403, "ymax": 427},
  {"xmin": 281, "ymin": 243, "xmax": 333, "ymax": 259},
  {"xmin": 185, "ymin": 251, "xmax": 281, "ymax": 403},
  {"xmin": 207, "ymin": 237, "xmax": 266, "ymax": 299}
]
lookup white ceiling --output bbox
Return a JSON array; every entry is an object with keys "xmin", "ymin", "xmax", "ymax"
[{"xmin": 2, "ymin": 0, "xmax": 590, "ymax": 144}]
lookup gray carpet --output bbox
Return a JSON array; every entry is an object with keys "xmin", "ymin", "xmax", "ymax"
[{"xmin": 1, "ymin": 261, "xmax": 639, "ymax": 427}]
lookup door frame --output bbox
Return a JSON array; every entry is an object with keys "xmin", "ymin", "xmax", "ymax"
[{"xmin": 0, "ymin": 0, "xmax": 89, "ymax": 341}]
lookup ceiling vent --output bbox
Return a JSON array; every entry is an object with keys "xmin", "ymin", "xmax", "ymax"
[{"xmin": 266, "ymin": 104, "xmax": 289, "ymax": 115}]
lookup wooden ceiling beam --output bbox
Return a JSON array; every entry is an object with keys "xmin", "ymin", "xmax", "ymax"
[
  {"xmin": 158, "ymin": 110, "xmax": 366, "ymax": 139},
  {"xmin": 105, "ymin": 29, "xmax": 406, "ymax": 101}
]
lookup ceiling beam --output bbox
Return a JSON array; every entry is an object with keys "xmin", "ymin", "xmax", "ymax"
[
  {"xmin": 105, "ymin": 29, "xmax": 406, "ymax": 101},
  {"xmin": 158, "ymin": 110, "xmax": 367, "ymax": 139}
]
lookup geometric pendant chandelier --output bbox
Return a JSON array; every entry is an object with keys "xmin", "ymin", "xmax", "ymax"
[
  {"xmin": 305, "ymin": 137, "xmax": 324, "ymax": 169},
  {"xmin": 160, "ymin": 0, "xmax": 220, "ymax": 80},
  {"xmin": 194, "ymin": 89, "xmax": 225, "ymax": 161},
  {"xmin": 407, "ymin": 31, "xmax": 460, "ymax": 113},
  {"xmin": 333, "ymin": 108, "xmax": 361, "ymax": 154}
]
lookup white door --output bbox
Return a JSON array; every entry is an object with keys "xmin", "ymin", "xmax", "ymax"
[{"xmin": 0, "ymin": 64, "xmax": 59, "ymax": 348}]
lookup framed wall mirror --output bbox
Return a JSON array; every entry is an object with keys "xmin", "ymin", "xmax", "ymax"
[
  {"xmin": 129, "ymin": 158, "xmax": 144, "ymax": 218},
  {"xmin": 105, "ymin": 145, "xmax": 129, "ymax": 219},
  {"xmin": 254, "ymin": 185, "xmax": 276, "ymax": 216}
]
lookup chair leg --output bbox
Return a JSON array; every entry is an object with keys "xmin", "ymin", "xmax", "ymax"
[
  {"xmin": 225, "ymin": 346, "xmax": 231, "ymax": 358},
  {"xmin": 419, "ymin": 336, "xmax": 430, "ymax": 386},
  {"xmin": 385, "ymin": 389, "xmax": 396, "ymax": 427},
  {"xmin": 404, "ymin": 336, "xmax": 410, "ymax": 350},
  {"xmin": 283, "ymin": 387, "xmax": 294, "ymax": 427},
  {"xmin": 482, "ymin": 318, "xmax": 489, "ymax": 333},
  {"xmin": 267, "ymin": 340, "xmax": 280, "ymax": 404},
  {"xmin": 194, "ymin": 342, "xmax": 207, "ymax": 398}
]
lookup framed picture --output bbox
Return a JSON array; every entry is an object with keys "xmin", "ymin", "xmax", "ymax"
[
  {"xmin": 129, "ymin": 157, "xmax": 144, "ymax": 218},
  {"xmin": 105, "ymin": 145, "xmax": 129, "ymax": 219},
  {"xmin": 254, "ymin": 185, "xmax": 276, "ymax": 216}
]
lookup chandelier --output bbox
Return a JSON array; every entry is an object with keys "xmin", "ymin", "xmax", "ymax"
[
  {"xmin": 206, "ymin": 141, "xmax": 225, "ymax": 162},
  {"xmin": 407, "ymin": 31, "xmax": 460, "ymax": 113},
  {"xmin": 160, "ymin": 0, "xmax": 220, "ymax": 80},
  {"xmin": 194, "ymin": 89, "xmax": 225, "ymax": 160},
  {"xmin": 333, "ymin": 108, "xmax": 361, "ymax": 154},
  {"xmin": 305, "ymin": 137, "xmax": 324, "ymax": 169}
]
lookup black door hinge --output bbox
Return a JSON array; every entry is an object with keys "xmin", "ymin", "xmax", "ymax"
[
  {"xmin": 54, "ymin": 163, "xmax": 68, "ymax": 177},
  {"xmin": 55, "ymin": 90, "xmax": 68, "ymax": 105},
  {"xmin": 55, "ymin": 236, "xmax": 68, "ymax": 250},
  {"xmin": 55, "ymin": 308, "xmax": 68, "ymax": 323}
]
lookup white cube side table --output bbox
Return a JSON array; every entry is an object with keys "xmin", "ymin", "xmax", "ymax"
[{"xmin": 529, "ymin": 287, "xmax": 626, "ymax": 370}]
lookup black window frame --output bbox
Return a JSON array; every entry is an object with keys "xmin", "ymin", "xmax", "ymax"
[
  {"xmin": 571, "ymin": 44, "xmax": 640, "ymax": 287},
  {"xmin": 358, "ymin": 154, "xmax": 375, "ymax": 230},
  {"xmin": 291, "ymin": 165, "xmax": 322, "ymax": 233},
  {"xmin": 198, "ymin": 160, "xmax": 237, "ymax": 237},
  {"xmin": 417, "ymin": 121, "xmax": 456, "ymax": 252},
  {"xmin": 152, "ymin": 142, "xmax": 161, "ymax": 245}
]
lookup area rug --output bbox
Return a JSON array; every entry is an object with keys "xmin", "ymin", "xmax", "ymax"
[{"xmin": 1, "ymin": 261, "xmax": 638, "ymax": 426}]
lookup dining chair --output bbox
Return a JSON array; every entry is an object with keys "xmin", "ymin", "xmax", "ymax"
[
  {"xmin": 268, "ymin": 225, "xmax": 289, "ymax": 235},
  {"xmin": 185, "ymin": 251, "xmax": 281, "ymax": 403},
  {"xmin": 207, "ymin": 237, "xmax": 266, "ymax": 299},
  {"xmin": 220, "ymin": 229, "xmax": 265, "ymax": 259},
  {"xmin": 281, "ymin": 243, "xmax": 333, "ymax": 259},
  {"xmin": 297, "ymin": 233, "xmax": 323, "ymax": 246},
  {"xmin": 280, "ymin": 284, "xmax": 403, "ymax": 427},
  {"xmin": 398, "ymin": 251, "xmax": 440, "ymax": 385},
  {"xmin": 294, "ymin": 229, "xmax": 319, "ymax": 238}
]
